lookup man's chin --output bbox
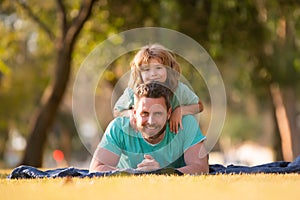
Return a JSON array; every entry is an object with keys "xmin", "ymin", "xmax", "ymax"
[{"xmin": 144, "ymin": 130, "xmax": 160, "ymax": 137}]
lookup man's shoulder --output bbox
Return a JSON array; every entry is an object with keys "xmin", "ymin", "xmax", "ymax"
[
  {"xmin": 180, "ymin": 115, "xmax": 202, "ymax": 135},
  {"xmin": 180, "ymin": 115, "xmax": 205, "ymax": 144},
  {"xmin": 108, "ymin": 116, "xmax": 130, "ymax": 129},
  {"xmin": 182, "ymin": 115, "xmax": 197, "ymax": 123}
]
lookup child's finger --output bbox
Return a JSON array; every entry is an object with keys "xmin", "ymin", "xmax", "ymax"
[
  {"xmin": 174, "ymin": 122, "xmax": 178, "ymax": 133},
  {"xmin": 179, "ymin": 120, "xmax": 183, "ymax": 130},
  {"xmin": 169, "ymin": 121, "xmax": 174, "ymax": 132}
]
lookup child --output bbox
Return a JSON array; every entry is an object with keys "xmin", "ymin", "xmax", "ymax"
[{"xmin": 114, "ymin": 43, "xmax": 203, "ymax": 133}]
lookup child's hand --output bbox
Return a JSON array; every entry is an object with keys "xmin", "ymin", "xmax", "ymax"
[{"xmin": 169, "ymin": 107, "xmax": 183, "ymax": 134}]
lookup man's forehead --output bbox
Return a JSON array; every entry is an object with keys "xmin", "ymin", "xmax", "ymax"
[{"xmin": 136, "ymin": 97, "xmax": 167, "ymax": 109}]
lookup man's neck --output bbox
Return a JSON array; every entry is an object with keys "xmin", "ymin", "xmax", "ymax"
[{"xmin": 144, "ymin": 131, "xmax": 166, "ymax": 144}]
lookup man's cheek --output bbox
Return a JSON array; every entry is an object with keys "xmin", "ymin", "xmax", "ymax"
[{"xmin": 136, "ymin": 119, "xmax": 144, "ymax": 127}]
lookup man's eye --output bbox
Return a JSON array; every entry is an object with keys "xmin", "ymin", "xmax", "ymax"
[
  {"xmin": 140, "ymin": 112, "xmax": 148, "ymax": 117},
  {"xmin": 154, "ymin": 112, "xmax": 163, "ymax": 116}
]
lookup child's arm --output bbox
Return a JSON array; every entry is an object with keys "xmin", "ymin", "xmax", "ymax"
[
  {"xmin": 180, "ymin": 100, "xmax": 204, "ymax": 114},
  {"xmin": 113, "ymin": 87, "xmax": 134, "ymax": 117},
  {"xmin": 169, "ymin": 101, "xmax": 203, "ymax": 133},
  {"xmin": 113, "ymin": 109, "xmax": 131, "ymax": 117}
]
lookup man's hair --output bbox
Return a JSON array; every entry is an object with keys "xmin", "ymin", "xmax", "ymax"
[{"xmin": 134, "ymin": 82, "xmax": 172, "ymax": 110}]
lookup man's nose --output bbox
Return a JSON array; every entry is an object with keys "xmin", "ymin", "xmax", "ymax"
[{"xmin": 147, "ymin": 114, "xmax": 155, "ymax": 124}]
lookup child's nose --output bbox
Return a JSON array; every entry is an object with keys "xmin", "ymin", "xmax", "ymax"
[{"xmin": 150, "ymin": 69, "xmax": 157, "ymax": 76}]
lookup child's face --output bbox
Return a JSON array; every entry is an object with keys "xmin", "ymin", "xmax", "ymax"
[{"xmin": 139, "ymin": 58, "xmax": 167, "ymax": 83}]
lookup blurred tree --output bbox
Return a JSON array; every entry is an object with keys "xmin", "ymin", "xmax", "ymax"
[
  {"xmin": 252, "ymin": 0, "xmax": 300, "ymax": 161},
  {"xmin": 174, "ymin": 0, "xmax": 300, "ymax": 160},
  {"xmin": 11, "ymin": 0, "xmax": 97, "ymax": 167},
  {"xmin": 0, "ymin": 0, "xmax": 52, "ymax": 167}
]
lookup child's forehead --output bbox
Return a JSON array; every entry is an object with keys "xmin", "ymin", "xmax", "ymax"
[{"xmin": 140, "ymin": 57, "xmax": 162, "ymax": 65}]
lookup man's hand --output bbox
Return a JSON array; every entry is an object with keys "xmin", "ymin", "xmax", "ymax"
[
  {"xmin": 136, "ymin": 154, "xmax": 160, "ymax": 171},
  {"xmin": 169, "ymin": 107, "xmax": 183, "ymax": 133}
]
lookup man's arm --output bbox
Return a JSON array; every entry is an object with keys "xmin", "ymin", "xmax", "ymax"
[
  {"xmin": 177, "ymin": 141, "xmax": 209, "ymax": 174},
  {"xmin": 89, "ymin": 147, "xmax": 120, "ymax": 172}
]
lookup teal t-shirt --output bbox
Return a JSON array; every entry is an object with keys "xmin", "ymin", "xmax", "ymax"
[
  {"xmin": 114, "ymin": 82, "xmax": 199, "ymax": 112},
  {"xmin": 99, "ymin": 115, "xmax": 205, "ymax": 169}
]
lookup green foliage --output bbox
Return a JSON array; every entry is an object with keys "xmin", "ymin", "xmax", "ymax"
[{"xmin": 222, "ymin": 110, "xmax": 263, "ymax": 143}]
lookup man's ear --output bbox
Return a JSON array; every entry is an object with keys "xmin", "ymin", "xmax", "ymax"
[{"xmin": 132, "ymin": 105, "xmax": 136, "ymax": 115}]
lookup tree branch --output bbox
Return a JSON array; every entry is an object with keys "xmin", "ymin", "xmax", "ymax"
[
  {"xmin": 14, "ymin": 0, "xmax": 55, "ymax": 40},
  {"xmin": 65, "ymin": 0, "xmax": 96, "ymax": 45},
  {"xmin": 56, "ymin": 0, "xmax": 68, "ymax": 36}
]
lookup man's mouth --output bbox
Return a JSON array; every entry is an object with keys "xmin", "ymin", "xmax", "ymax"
[
  {"xmin": 145, "ymin": 123, "xmax": 167, "ymax": 141},
  {"xmin": 145, "ymin": 125, "xmax": 159, "ymax": 130}
]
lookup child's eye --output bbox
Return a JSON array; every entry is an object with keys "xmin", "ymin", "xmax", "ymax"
[{"xmin": 140, "ymin": 67, "xmax": 149, "ymax": 71}]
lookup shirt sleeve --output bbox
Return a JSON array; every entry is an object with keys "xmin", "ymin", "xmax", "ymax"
[
  {"xmin": 171, "ymin": 82, "xmax": 199, "ymax": 109},
  {"xmin": 98, "ymin": 118, "xmax": 124, "ymax": 156},
  {"xmin": 114, "ymin": 87, "xmax": 135, "ymax": 112},
  {"xmin": 181, "ymin": 115, "xmax": 206, "ymax": 152}
]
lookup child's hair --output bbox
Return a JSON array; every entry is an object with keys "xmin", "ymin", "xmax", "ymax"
[{"xmin": 129, "ymin": 44, "xmax": 181, "ymax": 92}]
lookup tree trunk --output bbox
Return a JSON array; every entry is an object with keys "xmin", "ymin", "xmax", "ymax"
[
  {"xmin": 0, "ymin": 127, "xmax": 9, "ymax": 164},
  {"xmin": 272, "ymin": 106, "xmax": 284, "ymax": 161},
  {"xmin": 20, "ymin": 47, "xmax": 71, "ymax": 167},
  {"xmin": 270, "ymin": 83, "xmax": 299, "ymax": 161},
  {"xmin": 282, "ymin": 86, "xmax": 300, "ymax": 159},
  {"xmin": 20, "ymin": 0, "xmax": 96, "ymax": 167}
]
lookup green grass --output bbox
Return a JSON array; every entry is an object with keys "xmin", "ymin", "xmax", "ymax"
[{"xmin": 1, "ymin": 169, "xmax": 299, "ymax": 200}]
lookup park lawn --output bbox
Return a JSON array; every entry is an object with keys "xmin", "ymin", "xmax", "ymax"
[{"xmin": 0, "ymin": 170, "xmax": 299, "ymax": 200}]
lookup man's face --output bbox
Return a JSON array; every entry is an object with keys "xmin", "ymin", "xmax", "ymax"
[{"xmin": 134, "ymin": 97, "xmax": 171, "ymax": 139}]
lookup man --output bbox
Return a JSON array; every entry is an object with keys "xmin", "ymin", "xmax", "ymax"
[{"xmin": 89, "ymin": 82, "xmax": 209, "ymax": 174}]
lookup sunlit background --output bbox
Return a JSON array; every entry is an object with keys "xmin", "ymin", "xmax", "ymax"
[{"xmin": 0, "ymin": 0, "xmax": 299, "ymax": 169}]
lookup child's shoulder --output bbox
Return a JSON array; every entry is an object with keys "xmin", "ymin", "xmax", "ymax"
[
  {"xmin": 122, "ymin": 87, "xmax": 134, "ymax": 96},
  {"xmin": 176, "ymin": 82, "xmax": 193, "ymax": 92}
]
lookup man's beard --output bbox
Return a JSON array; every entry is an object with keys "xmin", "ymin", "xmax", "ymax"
[{"xmin": 144, "ymin": 122, "xmax": 167, "ymax": 141}]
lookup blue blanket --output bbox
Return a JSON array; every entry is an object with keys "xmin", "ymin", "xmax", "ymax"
[{"xmin": 8, "ymin": 156, "xmax": 300, "ymax": 179}]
